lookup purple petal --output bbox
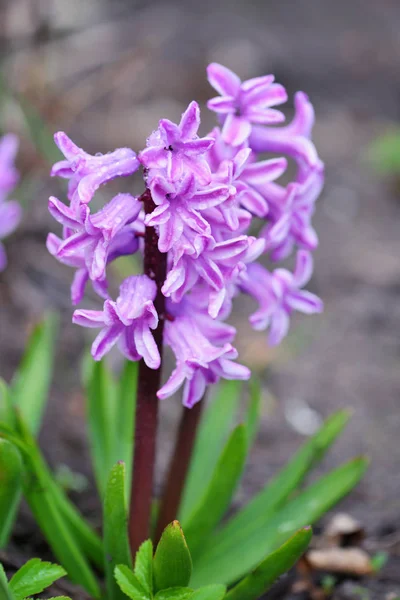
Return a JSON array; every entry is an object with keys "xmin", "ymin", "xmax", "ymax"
[
  {"xmin": 91, "ymin": 325, "xmax": 123, "ymax": 360},
  {"xmin": 71, "ymin": 268, "xmax": 89, "ymax": 305},
  {"xmin": 72, "ymin": 309, "xmax": 106, "ymax": 328},
  {"xmin": 240, "ymin": 75, "xmax": 274, "ymax": 93},
  {"xmin": 207, "ymin": 63, "xmax": 241, "ymax": 97},
  {"xmin": 179, "ymin": 101, "xmax": 201, "ymax": 139},
  {"xmin": 133, "ymin": 321, "xmax": 160, "ymax": 369},
  {"xmin": 0, "ymin": 201, "xmax": 22, "ymax": 238},
  {"xmin": 222, "ymin": 115, "xmax": 252, "ymax": 146},
  {"xmin": 268, "ymin": 309, "xmax": 290, "ymax": 346},
  {"xmin": 207, "ymin": 96, "xmax": 236, "ymax": 114},
  {"xmin": 157, "ymin": 364, "xmax": 187, "ymax": 399},
  {"xmin": 48, "ymin": 196, "xmax": 80, "ymax": 229},
  {"xmin": 287, "ymin": 290, "xmax": 323, "ymax": 314},
  {"xmin": 182, "ymin": 370, "xmax": 207, "ymax": 408},
  {"xmin": 293, "ymin": 250, "xmax": 313, "ymax": 287},
  {"xmin": 245, "ymin": 108, "xmax": 285, "ymax": 124},
  {"xmin": 0, "ymin": 243, "xmax": 6, "ymax": 271}
]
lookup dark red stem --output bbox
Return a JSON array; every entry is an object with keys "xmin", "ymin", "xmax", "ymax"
[
  {"xmin": 155, "ymin": 400, "xmax": 203, "ymax": 542},
  {"xmin": 128, "ymin": 189, "xmax": 167, "ymax": 558}
]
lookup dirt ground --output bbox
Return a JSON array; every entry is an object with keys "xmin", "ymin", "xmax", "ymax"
[{"xmin": 1, "ymin": 1, "xmax": 400, "ymax": 598}]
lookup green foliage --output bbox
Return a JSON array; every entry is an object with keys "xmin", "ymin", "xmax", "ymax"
[
  {"xmin": 9, "ymin": 559, "xmax": 66, "ymax": 600},
  {"xmin": 0, "ymin": 558, "xmax": 69, "ymax": 600},
  {"xmin": 224, "ymin": 527, "xmax": 312, "ymax": 600},
  {"xmin": 0, "ymin": 439, "xmax": 23, "ymax": 546},
  {"xmin": 191, "ymin": 457, "xmax": 368, "ymax": 586},
  {"xmin": 114, "ymin": 564, "xmax": 149, "ymax": 600},
  {"xmin": 179, "ymin": 381, "xmax": 242, "ymax": 522},
  {"xmin": 10, "ymin": 314, "xmax": 57, "ymax": 436},
  {"xmin": 367, "ymin": 130, "xmax": 400, "ymax": 175},
  {"xmin": 104, "ymin": 462, "xmax": 132, "ymax": 600},
  {"xmin": 134, "ymin": 541, "xmax": 153, "ymax": 596},
  {"xmin": 85, "ymin": 360, "xmax": 137, "ymax": 498},
  {"xmin": 153, "ymin": 522, "xmax": 192, "ymax": 592},
  {"xmin": 182, "ymin": 425, "xmax": 247, "ymax": 558}
]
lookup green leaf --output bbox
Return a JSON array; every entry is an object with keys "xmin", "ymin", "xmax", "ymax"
[
  {"xmin": 85, "ymin": 360, "xmax": 118, "ymax": 497},
  {"xmin": 179, "ymin": 381, "xmax": 242, "ymax": 522},
  {"xmin": 114, "ymin": 565, "xmax": 149, "ymax": 600},
  {"xmin": 15, "ymin": 418, "xmax": 101, "ymax": 597},
  {"xmin": 0, "ymin": 378, "xmax": 13, "ymax": 426},
  {"xmin": 225, "ymin": 527, "xmax": 312, "ymax": 600},
  {"xmin": 104, "ymin": 462, "xmax": 132, "ymax": 600},
  {"xmin": 115, "ymin": 361, "xmax": 138, "ymax": 502},
  {"xmin": 153, "ymin": 522, "xmax": 192, "ymax": 592},
  {"xmin": 0, "ymin": 563, "xmax": 13, "ymax": 600},
  {"xmin": 134, "ymin": 540, "xmax": 153, "ymax": 596},
  {"xmin": 154, "ymin": 588, "xmax": 193, "ymax": 600},
  {"xmin": 198, "ymin": 409, "xmax": 351, "ymax": 567},
  {"xmin": 191, "ymin": 457, "xmax": 368, "ymax": 586},
  {"xmin": 0, "ymin": 439, "xmax": 23, "ymax": 547},
  {"xmin": 190, "ymin": 585, "xmax": 226, "ymax": 600},
  {"xmin": 367, "ymin": 130, "xmax": 400, "ymax": 175},
  {"xmin": 9, "ymin": 559, "xmax": 66, "ymax": 600},
  {"xmin": 245, "ymin": 378, "xmax": 261, "ymax": 446},
  {"xmin": 11, "ymin": 313, "xmax": 57, "ymax": 436},
  {"xmin": 182, "ymin": 425, "xmax": 247, "ymax": 558}
]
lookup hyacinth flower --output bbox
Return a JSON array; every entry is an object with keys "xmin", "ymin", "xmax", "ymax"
[
  {"xmin": 207, "ymin": 62, "xmax": 288, "ymax": 145},
  {"xmin": 240, "ymin": 250, "xmax": 323, "ymax": 346},
  {"xmin": 73, "ymin": 275, "xmax": 160, "ymax": 367},
  {"xmin": 0, "ymin": 134, "xmax": 21, "ymax": 271},
  {"xmin": 51, "ymin": 132, "xmax": 140, "ymax": 207},
  {"xmin": 47, "ymin": 62, "xmax": 325, "ymax": 554}
]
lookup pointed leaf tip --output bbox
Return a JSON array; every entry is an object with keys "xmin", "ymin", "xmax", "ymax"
[{"xmin": 153, "ymin": 521, "xmax": 192, "ymax": 592}]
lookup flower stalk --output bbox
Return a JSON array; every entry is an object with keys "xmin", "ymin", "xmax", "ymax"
[
  {"xmin": 154, "ymin": 400, "xmax": 203, "ymax": 542},
  {"xmin": 128, "ymin": 189, "xmax": 167, "ymax": 557}
]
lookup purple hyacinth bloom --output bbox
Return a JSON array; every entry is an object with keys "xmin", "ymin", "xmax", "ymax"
[
  {"xmin": 0, "ymin": 200, "xmax": 22, "ymax": 271},
  {"xmin": 249, "ymin": 92, "xmax": 321, "ymax": 175},
  {"xmin": 240, "ymin": 250, "xmax": 323, "ymax": 345},
  {"xmin": 260, "ymin": 164, "xmax": 324, "ymax": 260},
  {"xmin": 158, "ymin": 315, "xmax": 250, "ymax": 407},
  {"xmin": 0, "ymin": 134, "xmax": 19, "ymax": 201},
  {"xmin": 146, "ymin": 173, "xmax": 232, "ymax": 253},
  {"xmin": 207, "ymin": 63, "xmax": 288, "ymax": 146},
  {"xmin": 48, "ymin": 193, "xmax": 141, "ymax": 281},
  {"xmin": 139, "ymin": 101, "xmax": 214, "ymax": 185},
  {"xmin": 73, "ymin": 275, "xmax": 160, "ymax": 366},
  {"xmin": 51, "ymin": 132, "xmax": 140, "ymax": 207},
  {"xmin": 0, "ymin": 134, "xmax": 21, "ymax": 271}
]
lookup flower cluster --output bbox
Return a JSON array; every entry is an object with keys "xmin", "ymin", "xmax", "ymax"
[
  {"xmin": 0, "ymin": 134, "xmax": 21, "ymax": 271},
  {"xmin": 48, "ymin": 63, "xmax": 324, "ymax": 407}
]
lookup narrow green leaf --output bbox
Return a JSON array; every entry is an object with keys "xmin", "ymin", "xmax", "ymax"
[
  {"xmin": 134, "ymin": 540, "xmax": 153, "ymax": 596},
  {"xmin": 9, "ymin": 559, "xmax": 66, "ymax": 600},
  {"xmin": 154, "ymin": 588, "xmax": 193, "ymax": 600},
  {"xmin": 0, "ymin": 379, "xmax": 13, "ymax": 427},
  {"xmin": 153, "ymin": 521, "xmax": 192, "ymax": 592},
  {"xmin": 245, "ymin": 378, "xmax": 261, "ymax": 446},
  {"xmin": 11, "ymin": 313, "xmax": 57, "ymax": 435},
  {"xmin": 0, "ymin": 439, "xmax": 23, "ymax": 547},
  {"xmin": 0, "ymin": 563, "xmax": 13, "ymax": 600},
  {"xmin": 191, "ymin": 457, "xmax": 368, "ymax": 586},
  {"xmin": 114, "ymin": 565, "xmax": 149, "ymax": 600},
  {"xmin": 47, "ymin": 597, "xmax": 72, "ymax": 599},
  {"xmin": 15, "ymin": 419, "xmax": 101, "ymax": 597},
  {"xmin": 48, "ymin": 478, "xmax": 103, "ymax": 568},
  {"xmin": 182, "ymin": 425, "xmax": 247, "ymax": 558},
  {"xmin": 225, "ymin": 527, "xmax": 312, "ymax": 600},
  {"xmin": 85, "ymin": 360, "xmax": 117, "ymax": 497},
  {"xmin": 104, "ymin": 462, "xmax": 132, "ymax": 600},
  {"xmin": 179, "ymin": 381, "xmax": 242, "ymax": 522},
  {"xmin": 191, "ymin": 585, "xmax": 226, "ymax": 600},
  {"xmin": 115, "ymin": 361, "xmax": 138, "ymax": 502},
  {"xmin": 198, "ymin": 409, "xmax": 351, "ymax": 564}
]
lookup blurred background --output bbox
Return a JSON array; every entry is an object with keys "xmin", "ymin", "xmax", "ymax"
[{"xmin": 1, "ymin": 1, "xmax": 400, "ymax": 597}]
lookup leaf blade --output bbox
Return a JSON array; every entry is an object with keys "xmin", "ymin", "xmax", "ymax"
[
  {"xmin": 179, "ymin": 381, "xmax": 242, "ymax": 522},
  {"xmin": 9, "ymin": 559, "xmax": 66, "ymax": 600},
  {"xmin": 104, "ymin": 462, "xmax": 132, "ymax": 600},
  {"xmin": 0, "ymin": 439, "xmax": 23, "ymax": 547},
  {"xmin": 153, "ymin": 521, "xmax": 192, "ymax": 592},
  {"xmin": 225, "ymin": 527, "xmax": 312, "ymax": 600},
  {"xmin": 182, "ymin": 425, "xmax": 247, "ymax": 558}
]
